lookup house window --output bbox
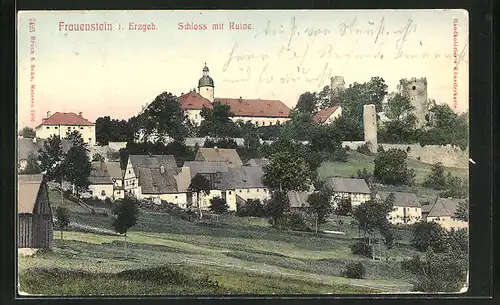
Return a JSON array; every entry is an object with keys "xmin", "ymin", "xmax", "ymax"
[
  {"xmin": 88, "ymin": 138, "xmax": 92, "ymax": 143},
  {"xmin": 256, "ymin": 189, "xmax": 259, "ymax": 192},
  {"xmin": 128, "ymin": 170, "xmax": 131, "ymax": 174},
  {"xmin": 228, "ymin": 191, "xmax": 232, "ymax": 195},
  {"xmin": 247, "ymin": 189, "xmax": 250, "ymax": 193},
  {"xmin": 89, "ymin": 190, "xmax": 93, "ymax": 195},
  {"xmin": 55, "ymin": 127, "xmax": 58, "ymax": 129},
  {"xmin": 239, "ymin": 189, "xmax": 242, "ymax": 193},
  {"xmin": 117, "ymin": 190, "xmax": 121, "ymax": 194},
  {"xmin": 175, "ymin": 196, "xmax": 178, "ymax": 199},
  {"xmin": 101, "ymin": 190, "xmax": 106, "ymax": 196},
  {"xmin": 46, "ymin": 126, "xmax": 50, "ymax": 129},
  {"xmin": 80, "ymin": 127, "xmax": 84, "ymax": 130},
  {"xmin": 67, "ymin": 127, "xmax": 71, "ymax": 131}
]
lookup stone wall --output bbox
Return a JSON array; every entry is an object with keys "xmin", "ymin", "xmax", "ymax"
[{"xmin": 380, "ymin": 143, "xmax": 468, "ymax": 169}]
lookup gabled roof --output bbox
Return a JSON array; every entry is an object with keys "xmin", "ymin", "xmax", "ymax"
[
  {"xmin": 89, "ymin": 161, "xmax": 123, "ymax": 185},
  {"xmin": 223, "ymin": 166, "xmax": 266, "ymax": 189},
  {"xmin": 324, "ymin": 177, "xmax": 371, "ymax": 194},
  {"xmin": 195, "ymin": 148, "xmax": 243, "ymax": 167},
  {"xmin": 179, "ymin": 92, "xmax": 213, "ymax": 110},
  {"xmin": 18, "ymin": 174, "xmax": 45, "ymax": 214},
  {"xmin": 18, "ymin": 138, "xmax": 73, "ymax": 160},
  {"xmin": 37, "ymin": 112, "xmax": 94, "ymax": 127},
  {"xmin": 288, "ymin": 191, "xmax": 314, "ymax": 208},
  {"xmin": 312, "ymin": 106, "xmax": 340, "ymax": 124},
  {"xmin": 183, "ymin": 161, "xmax": 230, "ymax": 179},
  {"xmin": 378, "ymin": 191, "xmax": 421, "ymax": 208},
  {"xmin": 428, "ymin": 197, "xmax": 464, "ymax": 218},
  {"xmin": 215, "ymin": 98, "xmax": 291, "ymax": 118},
  {"xmin": 139, "ymin": 168, "xmax": 179, "ymax": 194},
  {"xmin": 129, "ymin": 155, "xmax": 179, "ymax": 178}
]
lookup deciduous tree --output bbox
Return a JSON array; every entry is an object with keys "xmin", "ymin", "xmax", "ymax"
[
  {"xmin": 188, "ymin": 174, "xmax": 211, "ymax": 219},
  {"xmin": 307, "ymin": 189, "xmax": 332, "ymax": 233},
  {"xmin": 20, "ymin": 152, "xmax": 42, "ymax": 174},
  {"xmin": 262, "ymin": 151, "xmax": 312, "ymax": 192},
  {"xmin": 411, "ymin": 221, "xmax": 450, "ymax": 253},
  {"xmin": 199, "ymin": 102, "xmax": 238, "ymax": 138},
  {"xmin": 112, "ymin": 196, "xmax": 139, "ymax": 259},
  {"xmin": 374, "ymin": 149, "xmax": 415, "ymax": 186},
  {"xmin": 20, "ymin": 126, "xmax": 36, "ymax": 138},
  {"xmin": 264, "ymin": 190, "xmax": 290, "ymax": 230},
  {"xmin": 209, "ymin": 196, "xmax": 229, "ymax": 214}
]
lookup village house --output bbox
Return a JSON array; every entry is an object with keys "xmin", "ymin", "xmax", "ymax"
[
  {"xmin": 182, "ymin": 161, "xmax": 229, "ymax": 210},
  {"xmin": 179, "ymin": 64, "xmax": 291, "ymax": 127},
  {"xmin": 17, "ymin": 174, "xmax": 53, "ymax": 250},
  {"xmin": 85, "ymin": 161, "xmax": 125, "ymax": 201},
  {"xmin": 426, "ymin": 197, "xmax": 468, "ymax": 230},
  {"xmin": 378, "ymin": 191, "xmax": 422, "ymax": 225},
  {"xmin": 35, "ymin": 111, "xmax": 96, "ymax": 146},
  {"xmin": 312, "ymin": 106, "xmax": 342, "ymax": 124},
  {"xmin": 324, "ymin": 177, "xmax": 372, "ymax": 208},
  {"xmin": 123, "ymin": 155, "xmax": 190, "ymax": 207},
  {"xmin": 194, "ymin": 147, "xmax": 243, "ymax": 168}
]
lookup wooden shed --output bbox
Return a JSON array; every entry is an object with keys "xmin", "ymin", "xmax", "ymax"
[{"xmin": 17, "ymin": 174, "xmax": 54, "ymax": 249}]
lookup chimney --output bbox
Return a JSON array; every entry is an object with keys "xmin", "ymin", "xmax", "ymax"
[
  {"xmin": 46, "ymin": 111, "xmax": 51, "ymax": 118},
  {"xmin": 160, "ymin": 165, "xmax": 165, "ymax": 174},
  {"xmin": 79, "ymin": 112, "xmax": 83, "ymax": 117}
]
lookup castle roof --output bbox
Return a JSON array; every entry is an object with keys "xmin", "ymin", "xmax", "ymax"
[
  {"xmin": 216, "ymin": 98, "xmax": 291, "ymax": 118},
  {"xmin": 179, "ymin": 92, "xmax": 213, "ymax": 110}
]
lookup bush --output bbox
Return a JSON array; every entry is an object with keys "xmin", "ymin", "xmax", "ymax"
[
  {"xmin": 350, "ymin": 240, "xmax": 373, "ymax": 258},
  {"xmin": 335, "ymin": 198, "xmax": 352, "ymax": 216},
  {"xmin": 411, "ymin": 221, "xmax": 450, "ymax": 253},
  {"xmin": 281, "ymin": 213, "xmax": 311, "ymax": 232},
  {"xmin": 356, "ymin": 142, "xmax": 373, "ymax": 156},
  {"xmin": 236, "ymin": 199, "xmax": 265, "ymax": 217},
  {"xmin": 342, "ymin": 262, "xmax": 366, "ymax": 279},
  {"xmin": 209, "ymin": 197, "xmax": 229, "ymax": 214}
]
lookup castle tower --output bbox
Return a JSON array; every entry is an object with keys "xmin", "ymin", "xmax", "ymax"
[
  {"xmin": 363, "ymin": 104, "xmax": 377, "ymax": 153},
  {"xmin": 397, "ymin": 77, "xmax": 428, "ymax": 127},
  {"xmin": 198, "ymin": 63, "xmax": 214, "ymax": 102},
  {"xmin": 330, "ymin": 76, "xmax": 345, "ymax": 91}
]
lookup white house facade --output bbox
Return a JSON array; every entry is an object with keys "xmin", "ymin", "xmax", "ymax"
[{"xmin": 35, "ymin": 111, "xmax": 96, "ymax": 146}]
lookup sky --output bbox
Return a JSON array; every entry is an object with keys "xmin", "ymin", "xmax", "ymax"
[{"xmin": 17, "ymin": 9, "xmax": 469, "ymax": 129}]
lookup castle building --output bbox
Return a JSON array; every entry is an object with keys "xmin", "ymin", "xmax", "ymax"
[
  {"xmin": 35, "ymin": 111, "xmax": 96, "ymax": 146},
  {"xmin": 179, "ymin": 64, "xmax": 291, "ymax": 126},
  {"xmin": 397, "ymin": 77, "xmax": 429, "ymax": 128}
]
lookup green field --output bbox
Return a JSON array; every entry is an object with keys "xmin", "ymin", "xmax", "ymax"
[
  {"xmin": 19, "ymin": 190, "xmax": 419, "ymax": 295},
  {"xmin": 319, "ymin": 151, "xmax": 468, "ymax": 185}
]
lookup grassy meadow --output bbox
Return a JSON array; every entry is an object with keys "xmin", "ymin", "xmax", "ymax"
[{"xmin": 19, "ymin": 151, "xmax": 468, "ymax": 295}]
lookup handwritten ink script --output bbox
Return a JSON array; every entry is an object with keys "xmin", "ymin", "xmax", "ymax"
[{"xmin": 223, "ymin": 16, "xmax": 468, "ymax": 89}]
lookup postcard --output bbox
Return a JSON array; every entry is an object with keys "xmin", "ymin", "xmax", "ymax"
[{"xmin": 17, "ymin": 9, "xmax": 469, "ymax": 296}]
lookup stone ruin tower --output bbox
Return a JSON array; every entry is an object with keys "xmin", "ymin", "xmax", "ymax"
[
  {"xmin": 363, "ymin": 104, "xmax": 378, "ymax": 153},
  {"xmin": 330, "ymin": 76, "xmax": 345, "ymax": 100},
  {"xmin": 397, "ymin": 77, "xmax": 429, "ymax": 128}
]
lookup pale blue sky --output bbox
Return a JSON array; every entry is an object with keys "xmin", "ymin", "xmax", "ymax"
[{"xmin": 18, "ymin": 10, "xmax": 469, "ymax": 128}]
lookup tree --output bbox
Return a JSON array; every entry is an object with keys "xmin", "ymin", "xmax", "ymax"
[
  {"xmin": 454, "ymin": 200, "xmax": 469, "ymax": 221},
  {"xmin": 38, "ymin": 135, "xmax": 64, "ymax": 183},
  {"xmin": 138, "ymin": 92, "xmax": 188, "ymax": 143},
  {"xmin": 65, "ymin": 130, "xmax": 86, "ymax": 147},
  {"xmin": 307, "ymin": 189, "xmax": 332, "ymax": 233},
  {"xmin": 355, "ymin": 168, "xmax": 373, "ymax": 188},
  {"xmin": 411, "ymin": 221, "xmax": 450, "ymax": 253},
  {"xmin": 20, "ymin": 152, "xmax": 42, "ymax": 174},
  {"xmin": 309, "ymin": 124, "xmax": 347, "ymax": 162},
  {"xmin": 264, "ymin": 190, "xmax": 290, "ymax": 230},
  {"xmin": 209, "ymin": 196, "xmax": 229, "ymax": 214},
  {"xmin": 95, "ymin": 116, "xmax": 131, "ymax": 146},
  {"xmin": 402, "ymin": 249, "xmax": 468, "ymax": 292},
  {"xmin": 262, "ymin": 151, "xmax": 312, "ymax": 192},
  {"xmin": 295, "ymin": 92, "xmax": 317, "ymax": 114},
  {"xmin": 112, "ymin": 196, "xmax": 139, "ymax": 259},
  {"xmin": 55, "ymin": 207, "xmax": 70, "ymax": 240},
  {"xmin": 92, "ymin": 153, "xmax": 105, "ymax": 162},
  {"xmin": 20, "ymin": 126, "xmax": 36, "ymax": 138},
  {"xmin": 374, "ymin": 149, "xmax": 415, "ymax": 186},
  {"xmin": 204, "ymin": 138, "xmax": 238, "ymax": 149},
  {"xmin": 448, "ymin": 228, "xmax": 468, "ymax": 254},
  {"xmin": 342, "ymin": 262, "xmax": 366, "ymax": 279},
  {"xmin": 199, "ymin": 102, "xmax": 238, "ymax": 138},
  {"xmin": 440, "ymin": 173, "xmax": 468, "ymax": 199},
  {"xmin": 379, "ymin": 93, "xmax": 418, "ymax": 143},
  {"xmin": 62, "ymin": 146, "xmax": 92, "ymax": 195},
  {"xmin": 422, "ymin": 162, "xmax": 447, "ymax": 190},
  {"xmin": 188, "ymin": 174, "xmax": 211, "ymax": 219},
  {"xmin": 335, "ymin": 197, "xmax": 352, "ymax": 216},
  {"xmin": 236, "ymin": 199, "xmax": 265, "ymax": 217}
]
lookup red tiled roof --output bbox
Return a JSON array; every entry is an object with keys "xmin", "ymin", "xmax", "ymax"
[
  {"xmin": 37, "ymin": 112, "xmax": 94, "ymax": 127},
  {"xmin": 216, "ymin": 98, "xmax": 291, "ymax": 118},
  {"xmin": 179, "ymin": 92, "xmax": 213, "ymax": 110},
  {"xmin": 312, "ymin": 106, "xmax": 340, "ymax": 124}
]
